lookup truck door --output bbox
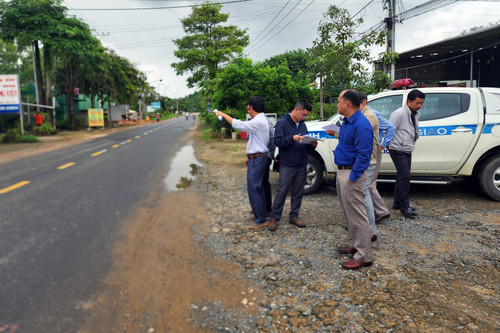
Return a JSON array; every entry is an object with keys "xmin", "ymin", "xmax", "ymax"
[{"xmin": 412, "ymin": 92, "xmax": 479, "ymax": 172}]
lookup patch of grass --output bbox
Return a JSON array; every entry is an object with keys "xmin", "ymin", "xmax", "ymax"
[
  {"xmin": 210, "ymin": 145, "xmax": 216, "ymax": 149},
  {"xmin": 176, "ymin": 177, "xmax": 193, "ymax": 189},
  {"xmin": 21, "ymin": 134, "xmax": 41, "ymax": 143},
  {"xmin": 228, "ymin": 146, "xmax": 238, "ymax": 152},
  {"xmin": 199, "ymin": 127, "xmax": 212, "ymax": 140}
]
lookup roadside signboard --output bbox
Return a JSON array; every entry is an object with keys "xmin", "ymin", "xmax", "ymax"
[
  {"xmin": 0, "ymin": 74, "xmax": 21, "ymax": 114},
  {"xmin": 151, "ymin": 101, "xmax": 161, "ymax": 110},
  {"xmin": 88, "ymin": 108, "xmax": 104, "ymax": 127}
]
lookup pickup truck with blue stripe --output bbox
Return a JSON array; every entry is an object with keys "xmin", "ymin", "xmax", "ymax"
[{"xmin": 300, "ymin": 87, "xmax": 500, "ymax": 201}]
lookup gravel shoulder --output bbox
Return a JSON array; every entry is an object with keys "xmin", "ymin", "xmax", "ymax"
[{"xmin": 193, "ymin": 137, "xmax": 499, "ymax": 332}]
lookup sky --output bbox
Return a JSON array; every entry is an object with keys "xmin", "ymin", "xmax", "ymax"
[{"xmin": 62, "ymin": 0, "xmax": 500, "ymax": 98}]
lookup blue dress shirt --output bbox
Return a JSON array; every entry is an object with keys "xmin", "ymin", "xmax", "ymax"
[{"xmin": 334, "ymin": 110, "xmax": 373, "ymax": 182}]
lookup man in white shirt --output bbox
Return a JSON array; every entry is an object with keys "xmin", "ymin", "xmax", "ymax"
[{"xmin": 217, "ymin": 96, "xmax": 270, "ymax": 229}]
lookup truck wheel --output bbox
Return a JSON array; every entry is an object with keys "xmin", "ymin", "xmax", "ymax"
[
  {"xmin": 303, "ymin": 156, "xmax": 323, "ymax": 195},
  {"xmin": 478, "ymin": 156, "xmax": 500, "ymax": 201}
]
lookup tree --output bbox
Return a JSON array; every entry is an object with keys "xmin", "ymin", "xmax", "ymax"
[
  {"xmin": 212, "ymin": 58, "xmax": 314, "ymax": 117},
  {"xmin": 52, "ymin": 17, "xmax": 102, "ymax": 129},
  {"xmin": 261, "ymin": 49, "xmax": 316, "ymax": 83},
  {"xmin": 172, "ymin": 1, "xmax": 249, "ymax": 93},
  {"xmin": 0, "ymin": 0, "xmax": 67, "ymax": 106},
  {"xmin": 308, "ymin": 5, "xmax": 386, "ymax": 118}
]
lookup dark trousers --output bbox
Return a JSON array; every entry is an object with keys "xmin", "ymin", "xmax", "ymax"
[
  {"xmin": 271, "ymin": 165, "xmax": 307, "ymax": 220},
  {"xmin": 247, "ymin": 155, "xmax": 269, "ymax": 223},
  {"xmin": 263, "ymin": 158, "xmax": 272, "ymax": 213},
  {"xmin": 389, "ymin": 149, "xmax": 412, "ymax": 209}
]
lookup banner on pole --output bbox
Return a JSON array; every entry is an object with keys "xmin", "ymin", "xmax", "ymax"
[
  {"xmin": 0, "ymin": 74, "xmax": 21, "ymax": 114},
  {"xmin": 88, "ymin": 108, "xmax": 104, "ymax": 127}
]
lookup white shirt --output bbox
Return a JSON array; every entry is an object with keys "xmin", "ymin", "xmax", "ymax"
[{"xmin": 232, "ymin": 113, "xmax": 269, "ymax": 154}]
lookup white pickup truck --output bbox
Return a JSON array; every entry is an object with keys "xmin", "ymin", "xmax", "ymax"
[{"xmin": 296, "ymin": 87, "xmax": 500, "ymax": 201}]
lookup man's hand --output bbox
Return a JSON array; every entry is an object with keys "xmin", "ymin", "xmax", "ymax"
[
  {"xmin": 325, "ymin": 129, "xmax": 336, "ymax": 137},
  {"xmin": 293, "ymin": 134, "xmax": 304, "ymax": 142}
]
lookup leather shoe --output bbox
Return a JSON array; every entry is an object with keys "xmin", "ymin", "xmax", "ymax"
[
  {"xmin": 248, "ymin": 221, "xmax": 269, "ymax": 229},
  {"xmin": 342, "ymin": 258, "xmax": 373, "ymax": 270},
  {"xmin": 338, "ymin": 246, "xmax": 357, "ymax": 254},
  {"xmin": 289, "ymin": 217, "xmax": 306, "ymax": 228},
  {"xmin": 400, "ymin": 207, "xmax": 418, "ymax": 218},
  {"xmin": 393, "ymin": 204, "xmax": 415, "ymax": 211},
  {"xmin": 371, "ymin": 235, "xmax": 377, "ymax": 242},
  {"xmin": 268, "ymin": 218, "xmax": 278, "ymax": 232},
  {"xmin": 375, "ymin": 213, "xmax": 390, "ymax": 223}
]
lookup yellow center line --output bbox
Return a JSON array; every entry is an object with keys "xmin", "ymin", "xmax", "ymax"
[
  {"xmin": 91, "ymin": 149, "xmax": 107, "ymax": 157},
  {"xmin": 57, "ymin": 162, "xmax": 75, "ymax": 170},
  {"xmin": 0, "ymin": 181, "xmax": 30, "ymax": 194},
  {"xmin": 112, "ymin": 144, "xmax": 120, "ymax": 148},
  {"xmin": 144, "ymin": 132, "xmax": 148, "ymax": 135},
  {"xmin": 135, "ymin": 135, "xmax": 141, "ymax": 139},
  {"xmin": 126, "ymin": 139, "xmax": 132, "ymax": 143}
]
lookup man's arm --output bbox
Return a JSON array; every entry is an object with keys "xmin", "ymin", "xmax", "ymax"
[{"xmin": 375, "ymin": 112, "xmax": 395, "ymax": 151}]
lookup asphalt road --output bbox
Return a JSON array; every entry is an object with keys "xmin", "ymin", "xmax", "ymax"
[{"xmin": 0, "ymin": 116, "xmax": 197, "ymax": 332}]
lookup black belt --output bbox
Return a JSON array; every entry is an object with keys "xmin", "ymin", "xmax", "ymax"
[
  {"xmin": 247, "ymin": 152, "xmax": 266, "ymax": 158},
  {"xmin": 338, "ymin": 165, "xmax": 353, "ymax": 170}
]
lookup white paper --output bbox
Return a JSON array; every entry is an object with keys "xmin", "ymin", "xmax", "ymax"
[
  {"xmin": 322, "ymin": 123, "xmax": 340, "ymax": 133},
  {"xmin": 300, "ymin": 135, "xmax": 324, "ymax": 144}
]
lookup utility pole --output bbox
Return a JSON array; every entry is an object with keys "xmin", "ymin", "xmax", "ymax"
[{"xmin": 384, "ymin": 0, "xmax": 396, "ymax": 81}]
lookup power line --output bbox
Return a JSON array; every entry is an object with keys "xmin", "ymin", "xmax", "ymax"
[{"xmin": 70, "ymin": 0, "xmax": 252, "ymax": 11}]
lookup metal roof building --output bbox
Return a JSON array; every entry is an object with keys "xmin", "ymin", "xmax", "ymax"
[{"xmin": 394, "ymin": 24, "xmax": 500, "ymax": 88}]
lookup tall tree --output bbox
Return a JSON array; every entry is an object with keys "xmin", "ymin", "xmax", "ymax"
[
  {"xmin": 52, "ymin": 17, "xmax": 101, "ymax": 129},
  {"xmin": 172, "ymin": 1, "xmax": 249, "ymax": 94},
  {"xmin": 0, "ymin": 0, "xmax": 67, "ymax": 106},
  {"xmin": 308, "ymin": 5, "xmax": 386, "ymax": 118}
]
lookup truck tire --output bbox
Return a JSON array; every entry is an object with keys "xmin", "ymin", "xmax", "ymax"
[
  {"xmin": 303, "ymin": 156, "xmax": 323, "ymax": 195},
  {"xmin": 478, "ymin": 156, "xmax": 500, "ymax": 201}
]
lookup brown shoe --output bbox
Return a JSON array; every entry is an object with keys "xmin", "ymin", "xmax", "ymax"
[
  {"xmin": 289, "ymin": 217, "xmax": 306, "ymax": 228},
  {"xmin": 268, "ymin": 218, "xmax": 278, "ymax": 232},
  {"xmin": 342, "ymin": 258, "xmax": 372, "ymax": 270},
  {"xmin": 338, "ymin": 246, "xmax": 357, "ymax": 254},
  {"xmin": 248, "ymin": 221, "xmax": 269, "ymax": 230}
]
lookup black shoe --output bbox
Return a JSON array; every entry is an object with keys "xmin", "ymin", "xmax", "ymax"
[
  {"xmin": 375, "ymin": 213, "xmax": 390, "ymax": 223},
  {"xmin": 371, "ymin": 235, "xmax": 377, "ymax": 242},
  {"xmin": 393, "ymin": 204, "xmax": 415, "ymax": 211},
  {"xmin": 400, "ymin": 207, "xmax": 418, "ymax": 218}
]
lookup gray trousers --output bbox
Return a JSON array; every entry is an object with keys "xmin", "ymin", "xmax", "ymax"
[
  {"xmin": 370, "ymin": 153, "xmax": 390, "ymax": 217},
  {"xmin": 336, "ymin": 169, "xmax": 372, "ymax": 262},
  {"xmin": 271, "ymin": 165, "xmax": 307, "ymax": 221},
  {"xmin": 363, "ymin": 164, "xmax": 377, "ymax": 236}
]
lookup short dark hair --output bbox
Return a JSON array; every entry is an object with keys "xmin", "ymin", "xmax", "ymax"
[
  {"xmin": 358, "ymin": 92, "xmax": 368, "ymax": 101},
  {"xmin": 408, "ymin": 89, "xmax": 425, "ymax": 102},
  {"xmin": 295, "ymin": 99, "xmax": 312, "ymax": 112},
  {"xmin": 247, "ymin": 96, "xmax": 265, "ymax": 113},
  {"xmin": 342, "ymin": 89, "xmax": 361, "ymax": 108}
]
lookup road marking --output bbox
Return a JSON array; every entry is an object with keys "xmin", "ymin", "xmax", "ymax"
[
  {"xmin": 126, "ymin": 139, "xmax": 132, "ymax": 143},
  {"xmin": 144, "ymin": 132, "xmax": 148, "ymax": 135},
  {"xmin": 135, "ymin": 135, "xmax": 141, "ymax": 139},
  {"xmin": 112, "ymin": 144, "xmax": 120, "ymax": 148},
  {"xmin": 57, "ymin": 162, "xmax": 75, "ymax": 170},
  {"xmin": 0, "ymin": 181, "xmax": 30, "ymax": 194},
  {"xmin": 91, "ymin": 149, "xmax": 107, "ymax": 157}
]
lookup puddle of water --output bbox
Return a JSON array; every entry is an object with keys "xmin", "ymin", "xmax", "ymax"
[{"xmin": 164, "ymin": 142, "xmax": 202, "ymax": 192}]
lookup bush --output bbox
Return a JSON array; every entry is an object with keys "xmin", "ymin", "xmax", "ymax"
[
  {"xmin": 21, "ymin": 134, "xmax": 40, "ymax": 143},
  {"xmin": 33, "ymin": 123, "xmax": 57, "ymax": 136},
  {"xmin": 2, "ymin": 128, "xmax": 21, "ymax": 143}
]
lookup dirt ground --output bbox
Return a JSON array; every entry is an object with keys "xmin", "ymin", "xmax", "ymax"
[{"xmin": 2, "ymin": 126, "xmax": 498, "ymax": 332}]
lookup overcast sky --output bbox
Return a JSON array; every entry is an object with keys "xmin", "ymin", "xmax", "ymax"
[{"xmin": 62, "ymin": 0, "xmax": 500, "ymax": 98}]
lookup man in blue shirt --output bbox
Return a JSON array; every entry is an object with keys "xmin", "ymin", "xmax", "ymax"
[
  {"xmin": 217, "ymin": 96, "xmax": 270, "ymax": 229},
  {"xmin": 333, "ymin": 89, "xmax": 374, "ymax": 270}
]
